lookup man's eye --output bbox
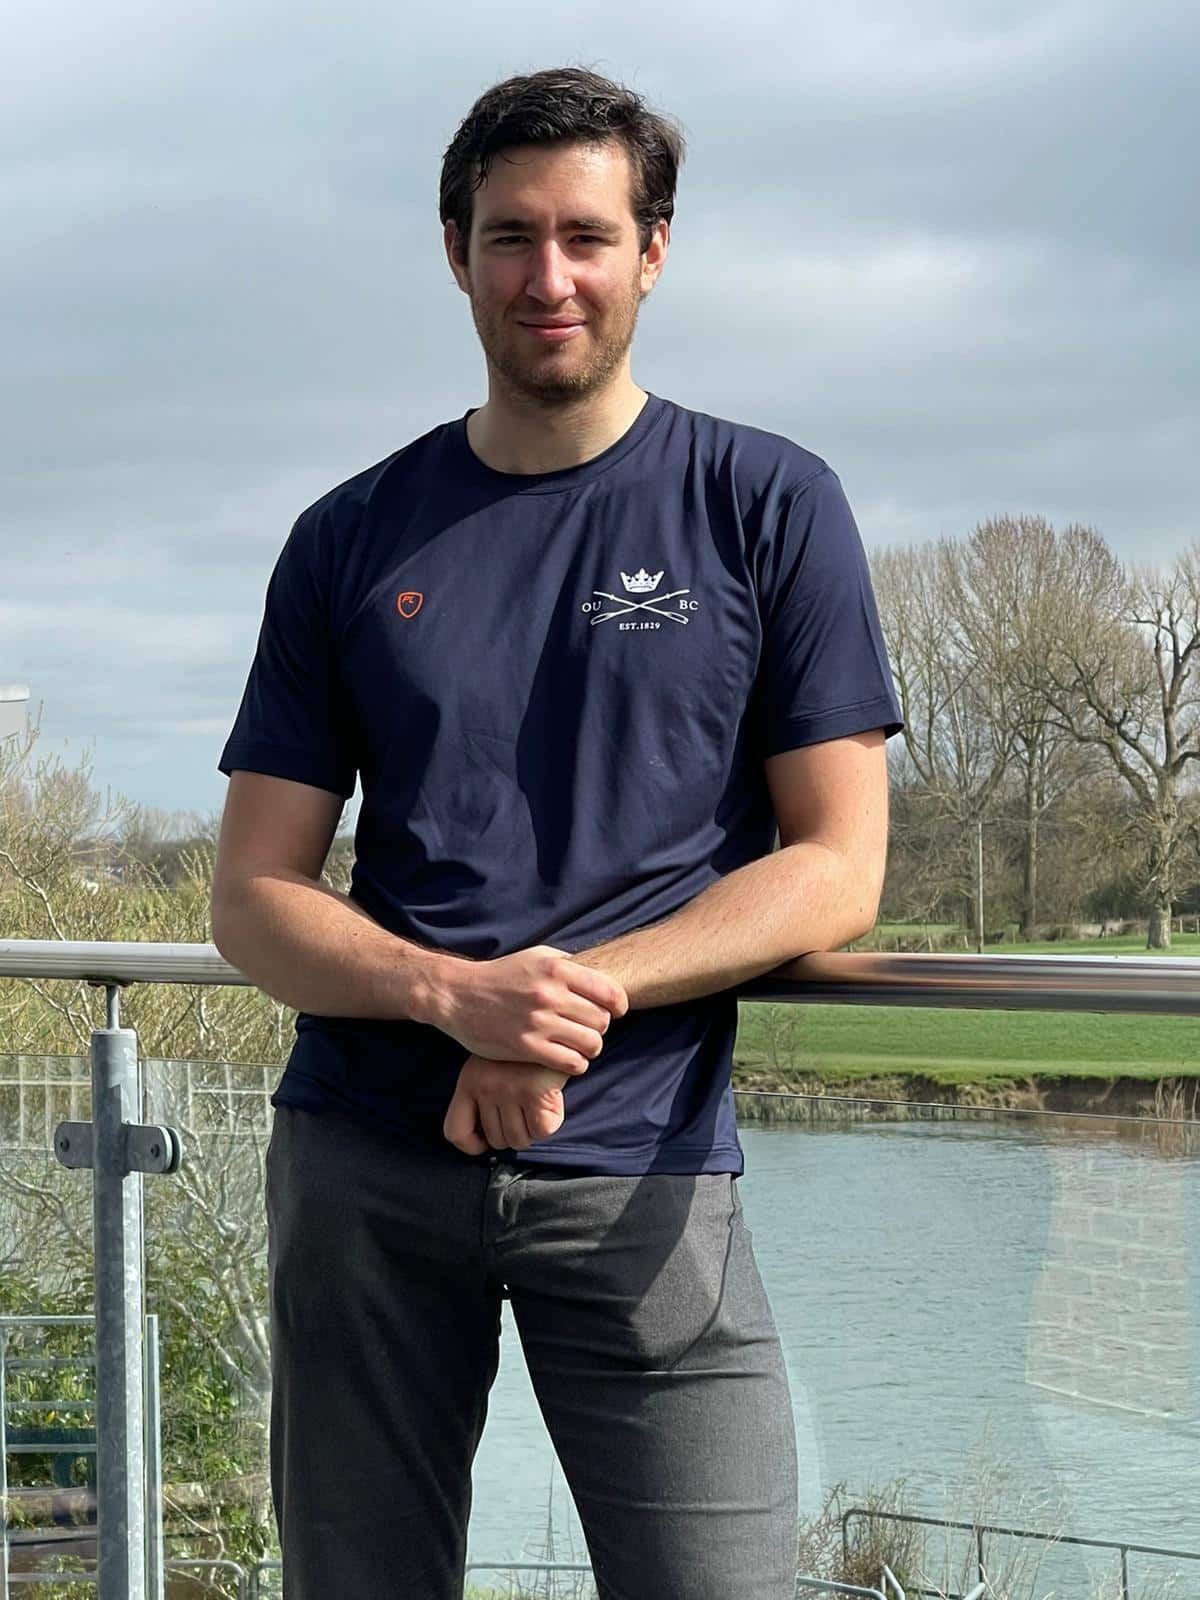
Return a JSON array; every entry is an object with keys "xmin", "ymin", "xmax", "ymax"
[{"xmin": 494, "ymin": 236, "xmax": 605, "ymax": 245}]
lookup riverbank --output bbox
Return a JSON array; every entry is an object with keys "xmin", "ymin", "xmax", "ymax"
[
  {"xmin": 732, "ymin": 996, "xmax": 1200, "ymax": 1126},
  {"xmin": 730, "ymin": 1063, "xmax": 1200, "ymax": 1123}
]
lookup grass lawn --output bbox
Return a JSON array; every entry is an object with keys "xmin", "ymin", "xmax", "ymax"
[
  {"xmin": 869, "ymin": 921, "xmax": 961, "ymax": 940},
  {"xmin": 863, "ymin": 929, "xmax": 1200, "ymax": 957},
  {"xmin": 735, "ymin": 935, "xmax": 1200, "ymax": 1082}
]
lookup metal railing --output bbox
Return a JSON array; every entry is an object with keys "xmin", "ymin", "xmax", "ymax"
[
  {"xmin": 0, "ymin": 1315, "xmax": 166, "ymax": 1600},
  {"xmin": 842, "ymin": 1507, "xmax": 1200, "ymax": 1600},
  {"xmin": 0, "ymin": 1559, "xmax": 988, "ymax": 1600},
  {"xmin": 2, "ymin": 1559, "xmax": 248, "ymax": 1597},
  {"xmin": 2, "ymin": 937, "xmax": 1199, "ymax": 1600}
]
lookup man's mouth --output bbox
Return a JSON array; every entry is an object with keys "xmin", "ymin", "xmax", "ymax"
[{"xmin": 520, "ymin": 322, "xmax": 585, "ymax": 342}]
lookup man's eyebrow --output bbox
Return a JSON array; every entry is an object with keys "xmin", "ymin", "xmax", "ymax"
[{"xmin": 478, "ymin": 217, "xmax": 622, "ymax": 235}]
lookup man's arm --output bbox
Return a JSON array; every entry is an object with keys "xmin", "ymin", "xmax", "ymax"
[
  {"xmin": 210, "ymin": 772, "xmax": 440, "ymax": 1020},
  {"xmin": 442, "ymin": 728, "xmax": 889, "ymax": 1154},
  {"xmin": 212, "ymin": 771, "xmax": 625, "ymax": 1073},
  {"xmin": 567, "ymin": 730, "xmax": 889, "ymax": 1007}
]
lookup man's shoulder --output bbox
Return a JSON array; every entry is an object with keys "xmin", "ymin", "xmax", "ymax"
[
  {"xmin": 666, "ymin": 396, "xmax": 833, "ymax": 495},
  {"xmin": 290, "ymin": 417, "xmax": 451, "ymax": 540}
]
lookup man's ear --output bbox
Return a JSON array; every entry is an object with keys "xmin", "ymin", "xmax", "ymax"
[{"xmin": 444, "ymin": 220, "xmax": 469, "ymax": 289}]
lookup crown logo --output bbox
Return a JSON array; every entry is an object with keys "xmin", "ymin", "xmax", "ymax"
[{"xmin": 620, "ymin": 567, "xmax": 664, "ymax": 594}]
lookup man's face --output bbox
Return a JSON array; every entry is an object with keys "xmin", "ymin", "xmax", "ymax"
[{"xmin": 445, "ymin": 139, "xmax": 666, "ymax": 403}]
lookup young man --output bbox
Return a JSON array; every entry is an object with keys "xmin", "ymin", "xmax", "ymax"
[{"xmin": 213, "ymin": 65, "xmax": 903, "ymax": 1600}]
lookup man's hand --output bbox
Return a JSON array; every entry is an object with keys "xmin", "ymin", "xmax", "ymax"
[
  {"xmin": 443, "ymin": 1054, "xmax": 571, "ymax": 1155},
  {"xmin": 422, "ymin": 945, "xmax": 629, "ymax": 1075}
]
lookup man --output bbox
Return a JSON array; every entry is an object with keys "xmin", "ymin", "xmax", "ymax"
[{"xmin": 212, "ymin": 65, "xmax": 903, "ymax": 1600}]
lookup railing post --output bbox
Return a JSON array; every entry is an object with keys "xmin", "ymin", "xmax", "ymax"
[
  {"xmin": 51, "ymin": 984, "xmax": 183, "ymax": 1600},
  {"xmin": 91, "ymin": 988, "xmax": 148, "ymax": 1600},
  {"xmin": 145, "ymin": 1315, "xmax": 164, "ymax": 1600}
]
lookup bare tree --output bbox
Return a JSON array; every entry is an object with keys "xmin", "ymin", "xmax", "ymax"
[
  {"xmin": 946, "ymin": 516, "xmax": 1108, "ymax": 938},
  {"xmin": 872, "ymin": 538, "xmax": 1012, "ymax": 930},
  {"xmin": 0, "ymin": 720, "xmax": 303, "ymax": 1065},
  {"xmin": 1032, "ymin": 528, "xmax": 1200, "ymax": 947}
]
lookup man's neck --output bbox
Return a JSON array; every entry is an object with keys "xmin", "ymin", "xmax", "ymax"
[{"xmin": 466, "ymin": 386, "xmax": 649, "ymax": 476}]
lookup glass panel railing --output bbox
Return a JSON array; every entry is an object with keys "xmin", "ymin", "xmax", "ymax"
[
  {"xmin": 141, "ymin": 1057, "xmax": 274, "ymax": 1600},
  {"xmin": 4, "ymin": 984, "xmax": 1199, "ymax": 1599},
  {"xmin": 458, "ymin": 1085, "xmax": 1199, "ymax": 1599},
  {"xmin": 1, "ymin": 1053, "xmax": 273, "ymax": 1599},
  {"xmin": 730, "ymin": 1096, "xmax": 1200, "ymax": 1599},
  {"xmin": 0, "ymin": 1316, "xmax": 97, "ymax": 1600},
  {"xmin": 2, "ymin": 1058, "xmax": 99, "ymax": 1596}
]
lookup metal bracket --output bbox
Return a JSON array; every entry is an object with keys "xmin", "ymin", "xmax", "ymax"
[
  {"xmin": 125, "ymin": 1124, "xmax": 183, "ymax": 1175},
  {"xmin": 54, "ymin": 1121, "xmax": 184, "ymax": 1176},
  {"xmin": 54, "ymin": 1120, "xmax": 93, "ymax": 1169}
]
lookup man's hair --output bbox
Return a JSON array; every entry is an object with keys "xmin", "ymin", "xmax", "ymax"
[{"xmin": 440, "ymin": 66, "xmax": 687, "ymax": 265}]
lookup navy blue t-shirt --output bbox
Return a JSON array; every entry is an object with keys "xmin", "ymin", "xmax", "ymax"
[{"xmin": 218, "ymin": 391, "xmax": 903, "ymax": 1174}]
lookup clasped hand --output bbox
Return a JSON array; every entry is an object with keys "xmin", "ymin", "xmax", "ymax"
[
  {"xmin": 430, "ymin": 944, "xmax": 628, "ymax": 1157},
  {"xmin": 442, "ymin": 1055, "xmax": 570, "ymax": 1155}
]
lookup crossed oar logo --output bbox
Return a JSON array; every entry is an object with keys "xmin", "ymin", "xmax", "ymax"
[{"xmin": 587, "ymin": 567, "xmax": 693, "ymax": 626}]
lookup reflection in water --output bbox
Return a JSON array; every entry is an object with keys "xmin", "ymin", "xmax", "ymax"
[{"xmin": 468, "ymin": 1117, "xmax": 1200, "ymax": 1596}]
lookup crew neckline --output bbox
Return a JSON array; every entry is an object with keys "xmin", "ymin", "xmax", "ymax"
[{"xmin": 451, "ymin": 392, "xmax": 668, "ymax": 495}]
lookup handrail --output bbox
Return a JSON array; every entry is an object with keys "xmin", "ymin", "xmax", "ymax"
[
  {"xmin": 5, "ymin": 936, "xmax": 1200, "ymax": 1600},
  {"xmin": 745, "ymin": 948, "xmax": 1200, "ymax": 1014},
  {"xmin": 5, "ymin": 939, "xmax": 1200, "ymax": 1014},
  {"xmin": 0, "ymin": 941, "xmax": 247, "ymax": 988}
]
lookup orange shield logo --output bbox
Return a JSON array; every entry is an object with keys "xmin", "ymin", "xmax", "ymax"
[{"xmin": 396, "ymin": 590, "xmax": 423, "ymax": 619}]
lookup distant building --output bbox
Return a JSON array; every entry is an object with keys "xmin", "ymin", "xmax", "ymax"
[{"xmin": 1, "ymin": 684, "xmax": 30, "ymax": 741}]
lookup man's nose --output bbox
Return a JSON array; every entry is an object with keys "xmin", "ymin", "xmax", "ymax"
[{"xmin": 525, "ymin": 242, "xmax": 577, "ymax": 300}]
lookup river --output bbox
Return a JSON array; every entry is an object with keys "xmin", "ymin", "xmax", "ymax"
[{"xmin": 466, "ymin": 1115, "xmax": 1200, "ymax": 1596}]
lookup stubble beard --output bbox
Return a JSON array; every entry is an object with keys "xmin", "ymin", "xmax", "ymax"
[{"xmin": 469, "ymin": 269, "xmax": 647, "ymax": 404}]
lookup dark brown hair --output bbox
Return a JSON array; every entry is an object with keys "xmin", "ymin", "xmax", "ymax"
[{"xmin": 440, "ymin": 66, "xmax": 687, "ymax": 264}]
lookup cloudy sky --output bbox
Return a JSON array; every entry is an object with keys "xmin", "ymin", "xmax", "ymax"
[{"xmin": 3, "ymin": 0, "xmax": 1197, "ymax": 826}]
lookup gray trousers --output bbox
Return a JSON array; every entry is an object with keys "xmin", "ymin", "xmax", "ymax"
[{"xmin": 266, "ymin": 1105, "xmax": 799, "ymax": 1598}]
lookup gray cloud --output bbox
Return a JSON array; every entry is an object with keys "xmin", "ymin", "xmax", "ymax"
[{"xmin": 2, "ymin": 0, "xmax": 1197, "ymax": 819}]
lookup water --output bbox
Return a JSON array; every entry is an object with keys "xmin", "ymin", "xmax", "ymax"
[{"xmin": 466, "ymin": 1117, "xmax": 1200, "ymax": 1595}]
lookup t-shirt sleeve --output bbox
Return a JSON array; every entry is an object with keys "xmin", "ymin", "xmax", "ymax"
[
  {"xmin": 217, "ymin": 510, "xmax": 358, "ymax": 799},
  {"xmin": 753, "ymin": 464, "xmax": 904, "ymax": 757}
]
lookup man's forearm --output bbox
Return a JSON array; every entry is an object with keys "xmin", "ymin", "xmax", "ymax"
[
  {"xmin": 212, "ymin": 843, "xmax": 875, "ymax": 1033},
  {"xmin": 568, "ymin": 842, "xmax": 879, "ymax": 1009},
  {"xmin": 212, "ymin": 871, "xmax": 457, "ymax": 1022}
]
